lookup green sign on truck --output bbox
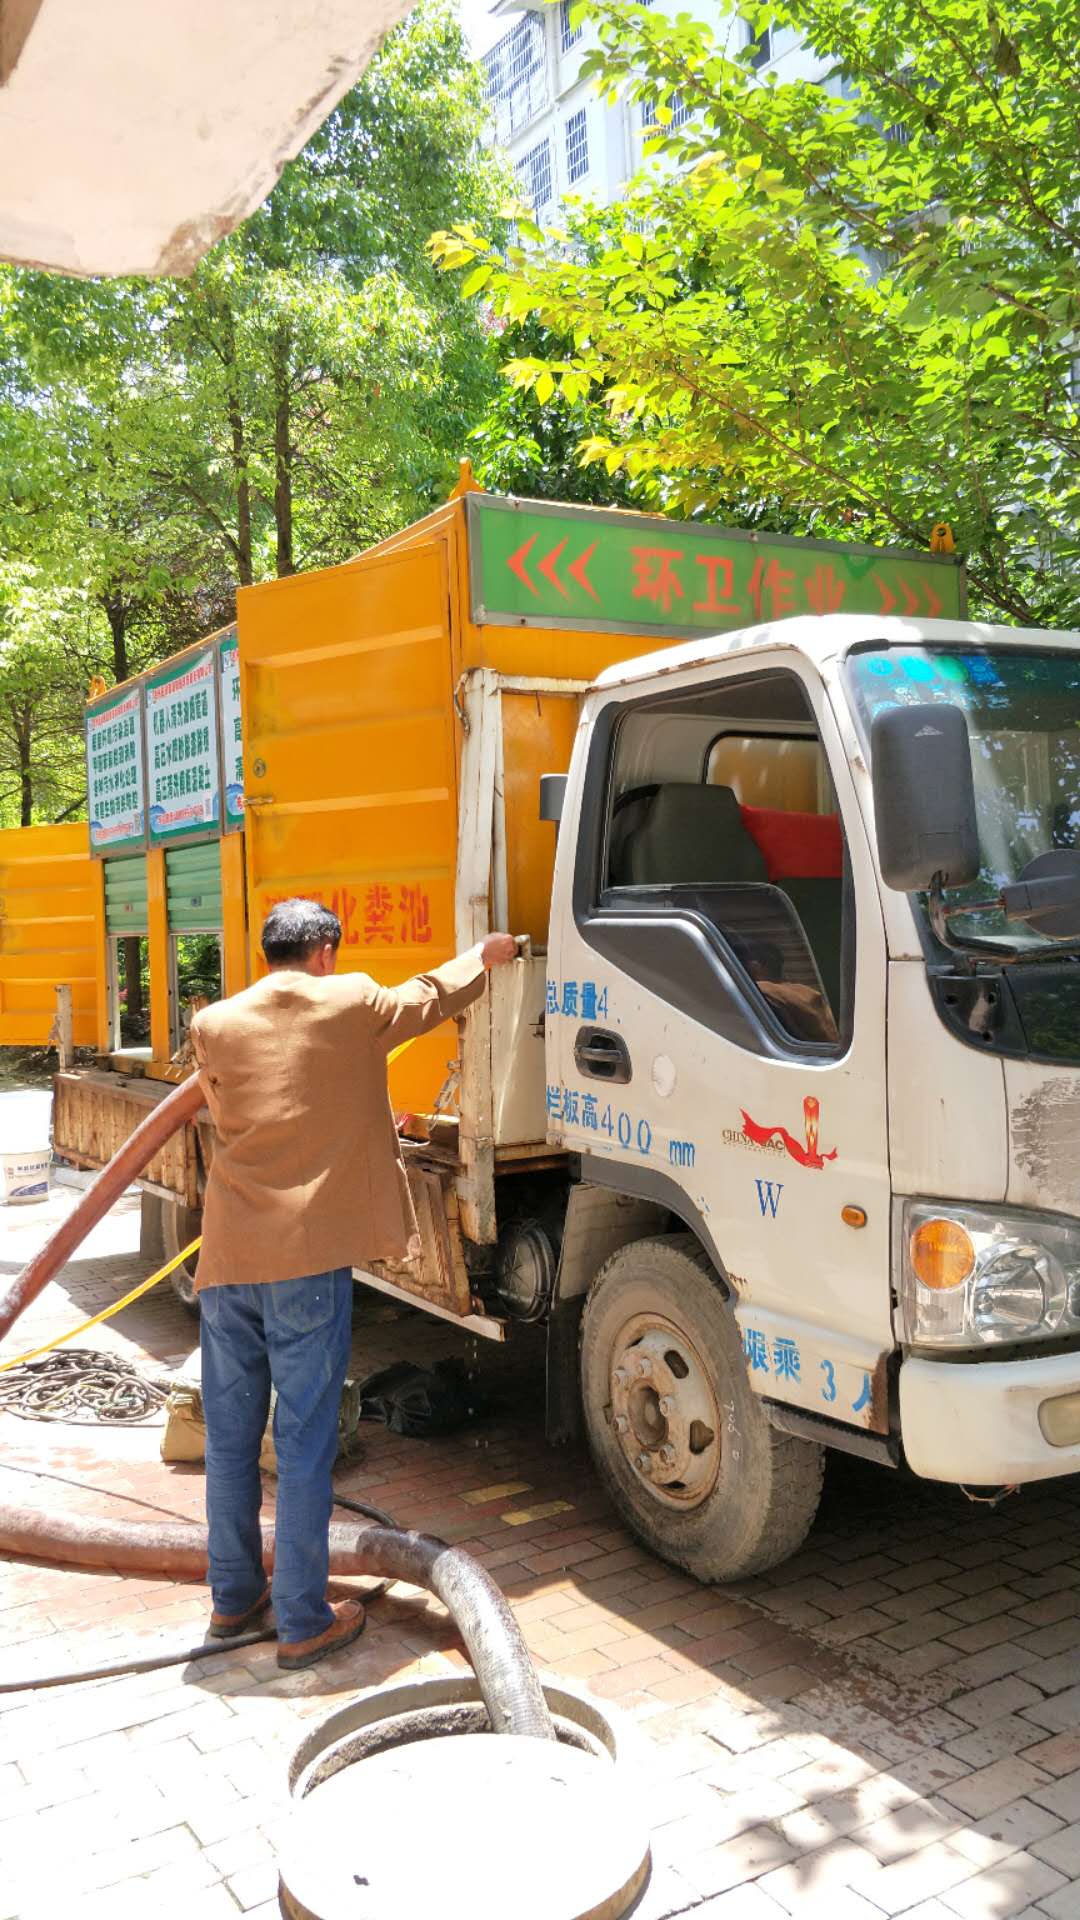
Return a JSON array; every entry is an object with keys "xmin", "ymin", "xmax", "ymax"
[{"xmin": 467, "ymin": 494, "xmax": 965, "ymax": 636}]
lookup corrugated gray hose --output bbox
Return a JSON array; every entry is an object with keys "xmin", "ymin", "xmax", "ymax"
[{"xmin": 358, "ymin": 1524, "xmax": 555, "ymax": 1741}]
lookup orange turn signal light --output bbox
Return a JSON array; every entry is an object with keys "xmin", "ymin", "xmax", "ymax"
[
  {"xmin": 910, "ymin": 1217, "xmax": 975, "ymax": 1291},
  {"xmin": 842, "ymin": 1205, "xmax": 867, "ymax": 1230}
]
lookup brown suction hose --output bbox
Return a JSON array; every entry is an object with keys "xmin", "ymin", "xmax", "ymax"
[
  {"xmin": 0, "ymin": 1500, "xmax": 556, "ymax": 1738},
  {"xmin": 0, "ymin": 1074, "xmax": 204, "ymax": 1343},
  {"xmin": 0, "ymin": 1505, "xmax": 377, "ymax": 1579}
]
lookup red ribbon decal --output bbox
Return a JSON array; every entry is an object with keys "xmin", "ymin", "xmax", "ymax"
[{"xmin": 741, "ymin": 1095, "xmax": 837, "ymax": 1170}]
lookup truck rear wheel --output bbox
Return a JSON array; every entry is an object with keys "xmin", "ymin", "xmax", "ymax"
[
  {"xmin": 580, "ymin": 1235, "xmax": 824, "ymax": 1583},
  {"xmin": 162, "ymin": 1199, "xmax": 202, "ymax": 1315}
]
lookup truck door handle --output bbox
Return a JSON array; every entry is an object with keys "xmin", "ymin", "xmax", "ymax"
[{"xmin": 574, "ymin": 1027, "xmax": 632, "ymax": 1084}]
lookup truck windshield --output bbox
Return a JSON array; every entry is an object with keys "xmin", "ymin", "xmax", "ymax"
[{"xmin": 846, "ymin": 643, "xmax": 1080, "ymax": 951}]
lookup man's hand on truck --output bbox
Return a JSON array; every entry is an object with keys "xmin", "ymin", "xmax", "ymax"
[{"xmin": 479, "ymin": 933, "xmax": 522, "ymax": 969}]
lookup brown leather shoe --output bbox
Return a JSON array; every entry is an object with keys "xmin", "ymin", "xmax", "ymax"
[
  {"xmin": 208, "ymin": 1586, "xmax": 273, "ymax": 1640},
  {"xmin": 277, "ymin": 1599, "xmax": 366, "ymax": 1671}
]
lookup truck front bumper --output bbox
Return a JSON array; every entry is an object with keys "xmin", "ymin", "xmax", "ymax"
[{"xmin": 900, "ymin": 1348, "xmax": 1080, "ymax": 1484}]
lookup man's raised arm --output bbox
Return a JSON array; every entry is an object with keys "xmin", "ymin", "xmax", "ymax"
[{"xmin": 368, "ymin": 933, "xmax": 519, "ymax": 1053}]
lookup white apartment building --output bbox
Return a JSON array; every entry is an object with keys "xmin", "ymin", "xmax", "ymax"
[{"xmin": 469, "ymin": 0, "xmax": 831, "ymax": 219}]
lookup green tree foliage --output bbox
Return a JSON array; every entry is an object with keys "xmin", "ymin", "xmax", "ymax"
[
  {"xmin": 433, "ymin": 0, "xmax": 1080, "ymax": 624},
  {"xmin": 468, "ymin": 313, "xmax": 639, "ymax": 506},
  {"xmin": 156, "ymin": 0, "xmax": 504, "ymax": 582},
  {"xmin": 0, "ymin": 570, "xmax": 93, "ymax": 826},
  {"xmin": 0, "ymin": 0, "xmax": 500, "ymax": 827}
]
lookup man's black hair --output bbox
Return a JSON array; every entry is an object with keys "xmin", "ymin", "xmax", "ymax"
[{"xmin": 261, "ymin": 898, "xmax": 342, "ymax": 966}]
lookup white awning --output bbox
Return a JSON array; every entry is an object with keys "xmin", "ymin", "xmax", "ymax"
[{"xmin": 0, "ymin": 0, "xmax": 415, "ymax": 278}]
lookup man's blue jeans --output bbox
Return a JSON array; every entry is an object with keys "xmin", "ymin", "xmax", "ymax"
[{"xmin": 199, "ymin": 1271, "xmax": 353, "ymax": 1646}]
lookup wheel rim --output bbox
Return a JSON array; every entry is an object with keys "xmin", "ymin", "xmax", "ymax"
[{"xmin": 607, "ymin": 1312, "xmax": 721, "ymax": 1509}]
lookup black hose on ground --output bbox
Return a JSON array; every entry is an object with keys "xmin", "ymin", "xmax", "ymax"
[{"xmin": 0, "ymin": 1625, "xmax": 279, "ymax": 1693}]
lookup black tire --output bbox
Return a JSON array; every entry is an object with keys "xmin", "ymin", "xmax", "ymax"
[
  {"xmin": 580, "ymin": 1234, "xmax": 824, "ymax": 1583},
  {"xmin": 162, "ymin": 1199, "xmax": 203, "ymax": 1315}
]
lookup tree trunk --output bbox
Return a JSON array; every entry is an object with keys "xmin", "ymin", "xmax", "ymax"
[
  {"xmin": 219, "ymin": 304, "xmax": 254, "ymax": 588},
  {"xmin": 102, "ymin": 592, "xmax": 128, "ymax": 684},
  {"xmin": 121, "ymin": 937, "xmax": 144, "ymax": 1024},
  {"xmin": 230, "ymin": 404, "xmax": 254, "ymax": 588},
  {"xmin": 15, "ymin": 707, "xmax": 32, "ymax": 826},
  {"xmin": 272, "ymin": 330, "xmax": 295, "ymax": 578}
]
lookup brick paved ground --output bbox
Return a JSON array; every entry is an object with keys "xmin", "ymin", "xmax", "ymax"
[{"xmin": 3, "ymin": 1179, "xmax": 1080, "ymax": 1918}]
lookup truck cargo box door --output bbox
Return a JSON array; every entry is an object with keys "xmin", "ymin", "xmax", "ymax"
[
  {"xmin": 238, "ymin": 539, "xmax": 458, "ymax": 1119},
  {"xmin": 0, "ymin": 824, "xmax": 103, "ymax": 1047}
]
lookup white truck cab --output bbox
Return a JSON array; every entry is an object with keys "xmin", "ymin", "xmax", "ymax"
[{"xmin": 544, "ymin": 614, "xmax": 1080, "ymax": 1581}]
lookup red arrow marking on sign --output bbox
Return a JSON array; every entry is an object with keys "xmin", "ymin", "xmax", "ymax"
[
  {"xmin": 538, "ymin": 537, "xmax": 570, "ymax": 598},
  {"xmin": 874, "ymin": 573, "xmax": 897, "ymax": 615},
  {"xmin": 568, "ymin": 540, "xmax": 599, "ymax": 601},
  {"xmin": 923, "ymin": 577, "xmax": 942, "ymax": 617},
  {"xmin": 508, "ymin": 534, "xmax": 539, "ymax": 595},
  {"xmin": 899, "ymin": 578, "xmax": 921, "ymax": 616}
]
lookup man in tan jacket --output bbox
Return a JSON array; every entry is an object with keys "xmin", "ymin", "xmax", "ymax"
[{"xmin": 191, "ymin": 897, "xmax": 517, "ymax": 1670}]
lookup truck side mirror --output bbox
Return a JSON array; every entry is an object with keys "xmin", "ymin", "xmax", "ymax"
[
  {"xmin": 539, "ymin": 774, "xmax": 567, "ymax": 828},
  {"xmin": 870, "ymin": 703, "xmax": 980, "ymax": 892}
]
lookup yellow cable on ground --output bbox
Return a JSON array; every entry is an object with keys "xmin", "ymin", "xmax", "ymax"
[
  {"xmin": 0, "ymin": 1239, "xmax": 203, "ymax": 1372},
  {"xmin": 0, "ymin": 1034, "xmax": 421, "ymax": 1373}
]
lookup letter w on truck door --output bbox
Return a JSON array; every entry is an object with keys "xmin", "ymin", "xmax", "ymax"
[{"xmin": 547, "ymin": 651, "xmax": 892, "ymax": 1434}]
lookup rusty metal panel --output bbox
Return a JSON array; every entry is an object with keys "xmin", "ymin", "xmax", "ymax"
[
  {"xmin": 52, "ymin": 1070, "xmax": 200, "ymax": 1207},
  {"xmin": 367, "ymin": 1163, "xmax": 472, "ymax": 1317}
]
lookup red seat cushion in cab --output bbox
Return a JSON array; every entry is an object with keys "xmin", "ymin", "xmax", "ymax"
[{"xmin": 739, "ymin": 805, "xmax": 843, "ymax": 881}]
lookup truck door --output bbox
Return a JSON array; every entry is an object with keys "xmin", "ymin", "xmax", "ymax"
[
  {"xmin": 549, "ymin": 654, "xmax": 892, "ymax": 1438},
  {"xmin": 0, "ymin": 823, "xmax": 103, "ymax": 1047}
]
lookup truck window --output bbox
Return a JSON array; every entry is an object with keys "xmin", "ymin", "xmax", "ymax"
[
  {"xmin": 103, "ymin": 855, "xmax": 151, "ymax": 1056},
  {"xmin": 705, "ymin": 732, "xmax": 831, "ymax": 812},
  {"xmin": 599, "ymin": 671, "xmax": 849, "ymax": 1049},
  {"xmin": 113, "ymin": 936, "xmax": 150, "ymax": 1050},
  {"xmin": 169, "ymin": 933, "xmax": 223, "ymax": 1053}
]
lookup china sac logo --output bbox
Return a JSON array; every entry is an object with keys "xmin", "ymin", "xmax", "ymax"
[{"xmin": 741, "ymin": 1095, "xmax": 837, "ymax": 1170}]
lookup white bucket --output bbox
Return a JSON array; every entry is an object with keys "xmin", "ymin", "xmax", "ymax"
[{"xmin": 0, "ymin": 1147, "xmax": 51, "ymax": 1205}]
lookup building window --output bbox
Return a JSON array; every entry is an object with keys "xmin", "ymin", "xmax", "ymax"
[
  {"xmin": 565, "ymin": 107, "xmax": 589, "ymax": 182},
  {"xmin": 560, "ymin": 0, "xmax": 582, "ymax": 52},
  {"xmin": 516, "ymin": 136, "xmax": 554, "ymax": 214},
  {"xmin": 641, "ymin": 91, "xmax": 690, "ymax": 128},
  {"xmin": 747, "ymin": 23, "xmax": 772, "ymax": 68},
  {"xmin": 484, "ymin": 14, "xmax": 548, "ymax": 139}
]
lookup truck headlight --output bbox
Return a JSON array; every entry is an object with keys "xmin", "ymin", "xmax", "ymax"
[{"xmin": 897, "ymin": 1200, "xmax": 1080, "ymax": 1349}]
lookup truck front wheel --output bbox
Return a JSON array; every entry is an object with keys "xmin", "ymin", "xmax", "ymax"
[{"xmin": 580, "ymin": 1235, "xmax": 824, "ymax": 1583}]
